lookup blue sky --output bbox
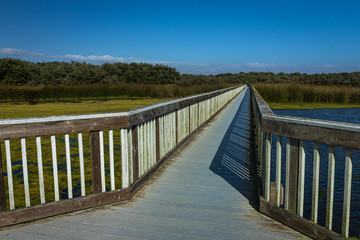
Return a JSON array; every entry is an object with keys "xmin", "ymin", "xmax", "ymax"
[{"xmin": 1, "ymin": 0, "xmax": 360, "ymax": 74}]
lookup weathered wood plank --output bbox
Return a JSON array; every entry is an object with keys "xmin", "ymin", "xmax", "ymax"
[
  {"xmin": 0, "ymin": 116, "xmax": 129, "ymax": 139},
  {"xmin": 262, "ymin": 116, "xmax": 360, "ymax": 150},
  {"xmin": 0, "ymin": 188, "xmax": 131, "ymax": 228}
]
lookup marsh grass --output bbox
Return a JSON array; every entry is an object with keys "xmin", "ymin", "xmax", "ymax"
[
  {"xmin": 0, "ymin": 98, "xmax": 165, "ymax": 119},
  {"xmin": 0, "ymin": 83, "xmax": 235, "ymax": 103},
  {"xmin": 254, "ymin": 83, "xmax": 360, "ymax": 104}
]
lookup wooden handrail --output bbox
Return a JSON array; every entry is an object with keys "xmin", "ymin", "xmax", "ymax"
[
  {"xmin": 251, "ymin": 85, "xmax": 356, "ymax": 239},
  {"xmin": 0, "ymin": 85, "xmax": 246, "ymax": 228}
]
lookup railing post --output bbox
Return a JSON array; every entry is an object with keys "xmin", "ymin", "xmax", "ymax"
[
  {"xmin": 132, "ymin": 125, "xmax": 139, "ymax": 183},
  {"xmin": 0, "ymin": 143, "xmax": 6, "ymax": 211},
  {"xmin": 286, "ymin": 137, "xmax": 299, "ymax": 213},
  {"xmin": 90, "ymin": 131, "xmax": 102, "ymax": 194}
]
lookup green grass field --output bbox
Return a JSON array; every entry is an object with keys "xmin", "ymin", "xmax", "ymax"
[{"xmin": 0, "ymin": 98, "xmax": 166, "ymax": 119}]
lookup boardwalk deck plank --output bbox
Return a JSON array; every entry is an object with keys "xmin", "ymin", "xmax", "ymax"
[{"xmin": 0, "ymin": 88, "xmax": 308, "ymax": 240}]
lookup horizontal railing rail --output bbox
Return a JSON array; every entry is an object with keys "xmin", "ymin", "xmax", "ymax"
[
  {"xmin": 251, "ymin": 86, "xmax": 358, "ymax": 239},
  {"xmin": 0, "ymin": 85, "xmax": 246, "ymax": 227}
]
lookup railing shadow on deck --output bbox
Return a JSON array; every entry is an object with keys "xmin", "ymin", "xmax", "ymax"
[{"xmin": 209, "ymin": 89, "xmax": 259, "ymax": 209}]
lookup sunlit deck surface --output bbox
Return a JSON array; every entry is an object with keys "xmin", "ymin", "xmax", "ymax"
[{"xmin": 0, "ymin": 89, "xmax": 308, "ymax": 239}]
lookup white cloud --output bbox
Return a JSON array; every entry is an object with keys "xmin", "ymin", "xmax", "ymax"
[
  {"xmin": 0, "ymin": 48, "xmax": 44, "ymax": 57},
  {"xmin": 55, "ymin": 54, "xmax": 141, "ymax": 63},
  {"xmin": 165, "ymin": 62, "xmax": 360, "ymax": 75},
  {"xmin": 1, "ymin": 48, "xmax": 359, "ymax": 74}
]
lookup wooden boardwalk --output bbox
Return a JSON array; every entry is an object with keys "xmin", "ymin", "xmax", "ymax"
[{"xmin": 0, "ymin": 89, "xmax": 308, "ymax": 239}]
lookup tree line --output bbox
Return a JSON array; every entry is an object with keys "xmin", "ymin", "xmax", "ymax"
[
  {"xmin": 1, "ymin": 58, "xmax": 360, "ymax": 86},
  {"xmin": 0, "ymin": 58, "xmax": 181, "ymax": 85}
]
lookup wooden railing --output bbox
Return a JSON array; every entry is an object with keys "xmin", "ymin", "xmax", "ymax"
[
  {"xmin": 0, "ymin": 85, "xmax": 245, "ymax": 227},
  {"xmin": 251, "ymin": 86, "xmax": 359, "ymax": 239}
]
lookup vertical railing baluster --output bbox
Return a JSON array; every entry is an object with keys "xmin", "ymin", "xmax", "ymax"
[
  {"xmin": 138, "ymin": 123, "xmax": 143, "ymax": 176},
  {"xmin": 159, "ymin": 116, "xmax": 163, "ymax": 159},
  {"xmin": 342, "ymin": 149, "xmax": 352, "ymax": 238},
  {"xmin": 51, "ymin": 135, "xmax": 60, "ymax": 201},
  {"xmin": 65, "ymin": 133, "xmax": 73, "ymax": 199},
  {"xmin": 285, "ymin": 137, "xmax": 290, "ymax": 210},
  {"xmin": 311, "ymin": 142, "xmax": 320, "ymax": 223},
  {"xmin": 155, "ymin": 118, "xmax": 160, "ymax": 162},
  {"xmin": 173, "ymin": 112, "xmax": 176, "ymax": 148},
  {"xmin": 5, "ymin": 139, "xmax": 15, "ymax": 210},
  {"xmin": 275, "ymin": 135, "xmax": 282, "ymax": 207},
  {"xmin": 109, "ymin": 129, "xmax": 115, "ymax": 191},
  {"xmin": 21, "ymin": 138, "xmax": 30, "ymax": 207},
  {"xmin": 326, "ymin": 145, "xmax": 335, "ymax": 230},
  {"xmin": 127, "ymin": 128, "xmax": 133, "ymax": 184},
  {"xmin": 99, "ymin": 131, "xmax": 106, "ymax": 192},
  {"xmin": 144, "ymin": 122, "xmax": 148, "ymax": 172},
  {"xmin": 297, "ymin": 140, "xmax": 305, "ymax": 216},
  {"xmin": 151, "ymin": 120, "xmax": 155, "ymax": 166},
  {"xmin": 147, "ymin": 121, "xmax": 151, "ymax": 170},
  {"xmin": 175, "ymin": 110, "xmax": 179, "ymax": 144},
  {"xmin": 121, "ymin": 128, "xmax": 129, "ymax": 188},
  {"xmin": 77, "ymin": 133, "xmax": 85, "ymax": 197},
  {"xmin": 264, "ymin": 132, "xmax": 271, "ymax": 202},
  {"xmin": 36, "ymin": 136, "xmax": 45, "ymax": 204}
]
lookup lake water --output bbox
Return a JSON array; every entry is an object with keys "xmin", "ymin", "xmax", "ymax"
[{"xmin": 271, "ymin": 108, "xmax": 360, "ymax": 237}]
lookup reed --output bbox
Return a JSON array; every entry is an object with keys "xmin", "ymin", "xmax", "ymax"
[
  {"xmin": 253, "ymin": 83, "xmax": 360, "ymax": 104},
  {"xmin": 0, "ymin": 83, "xmax": 235, "ymax": 103}
]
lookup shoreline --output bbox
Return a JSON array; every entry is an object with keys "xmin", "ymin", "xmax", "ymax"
[{"xmin": 269, "ymin": 102, "xmax": 360, "ymax": 110}]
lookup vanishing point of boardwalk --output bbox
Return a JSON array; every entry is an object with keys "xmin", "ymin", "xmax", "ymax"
[{"xmin": 0, "ymin": 89, "xmax": 308, "ymax": 239}]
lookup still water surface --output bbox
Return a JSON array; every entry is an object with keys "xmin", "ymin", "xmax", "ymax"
[{"xmin": 272, "ymin": 108, "xmax": 360, "ymax": 237}]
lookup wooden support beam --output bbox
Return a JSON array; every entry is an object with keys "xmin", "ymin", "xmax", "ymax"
[
  {"xmin": 90, "ymin": 131, "xmax": 102, "ymax": 194},
  {"xmin": 132, "ymin": 125, "xmax": 139, "ymax": 182},
  {"xmin": 287, "ymin": 137, "xmax": 299, "ymax": 214}
]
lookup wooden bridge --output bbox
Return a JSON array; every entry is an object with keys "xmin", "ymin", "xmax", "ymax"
[{"xmin": 0, "ymin": 86, "xmax": 357, "ymax": 239}]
